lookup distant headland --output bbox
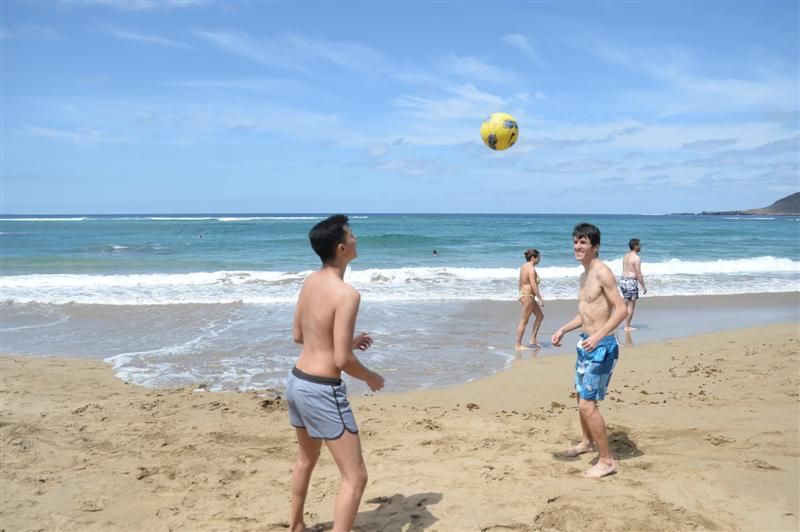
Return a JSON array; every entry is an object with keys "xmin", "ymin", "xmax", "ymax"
[{"xmin": 674, "ymin": 192, "xmax": 800, "ymax": 216}]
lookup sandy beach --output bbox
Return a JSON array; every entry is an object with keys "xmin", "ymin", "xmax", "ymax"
[{"xmin": 2, "ymin": 322, "xmax": 798, "ymax": 531}]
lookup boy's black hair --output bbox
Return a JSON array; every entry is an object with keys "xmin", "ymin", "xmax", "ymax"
[
  {"xmin": 573, "ymin": 223, "xmax": 601, "ymax": 248},
  {"xmin": 629, "ymin": 238, "xmax": 640, "ymax": 250},
  {"xmin": 309, "ymin": 214, "xmax": 350, "ymax": 263}
]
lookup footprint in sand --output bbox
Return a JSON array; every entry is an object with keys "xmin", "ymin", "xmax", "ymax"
[
  {"xmin": 705, "ymin": 435, "xmax": 736, "ymax": 446},
  {"xmin": 747, "ymin": 458, "xmax": 780, "ymax": 470}
]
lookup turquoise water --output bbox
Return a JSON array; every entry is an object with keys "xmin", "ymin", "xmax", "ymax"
[
  {"xmin": 2, "ymin": 213, "xmax": 799, "ymax": 276},
  {"xmin": 1, "ymin": 213, "xmax": 798, "ymax": 392}
]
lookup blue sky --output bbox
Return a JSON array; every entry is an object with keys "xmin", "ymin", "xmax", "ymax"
[{"xmin": 2, "ymin": 1, "xmax": 798, "ymax": 214}]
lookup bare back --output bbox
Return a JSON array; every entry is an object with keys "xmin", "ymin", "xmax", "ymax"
[
  {"xmin": 293, "ymin": 269, "xmax": 358, "ymax": 378},
  {"xmin": 577, "ymin": 260, "xmax": 618, "ymax": 336},
  {"xmin": 622, "ymin": 251, "xmax": 641, "ymax": 278}
]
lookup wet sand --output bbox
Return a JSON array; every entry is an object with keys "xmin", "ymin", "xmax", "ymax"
[{"xmin": 2, "ymin": 321, "xmax": 798, "ymax": 530}]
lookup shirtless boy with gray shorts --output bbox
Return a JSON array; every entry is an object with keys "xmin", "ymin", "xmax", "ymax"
[{"xmin": 287, "ymin": 214, "xmax": 384, "ymax": 532}]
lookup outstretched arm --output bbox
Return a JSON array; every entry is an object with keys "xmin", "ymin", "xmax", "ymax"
[{"xmin": 333, "ymin": 290, "xmax": 384, "ymax": 391}]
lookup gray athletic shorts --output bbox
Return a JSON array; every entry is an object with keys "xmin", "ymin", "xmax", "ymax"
[{"xmin": 286, "ymin": 366, "xmax": 358, "ymax": 440}]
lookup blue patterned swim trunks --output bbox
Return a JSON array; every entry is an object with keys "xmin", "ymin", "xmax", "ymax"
[
  {"xmin": 575, "ymin": 333, "xmax": 619, "ymax": 401},
  {"xmin": 619, "ymin": 276, "xmax": 639, "ymax": 301}
]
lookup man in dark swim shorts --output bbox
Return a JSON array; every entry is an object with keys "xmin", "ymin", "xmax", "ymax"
[{"xmin": 621, "ymin": 238, "xmax": 647, "ymax": 330}]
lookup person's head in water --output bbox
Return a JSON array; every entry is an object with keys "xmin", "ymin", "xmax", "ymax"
[
  {"xmin": 524, "ymin": 248, "xmax": 540, "ymax": 264},
  {"xmin": 572, "ymin": 223, "xmax": 601, "ymax": 261},
  {"xmin": 309, "ymin": 214, "xmax": 356, "ymax": 264},
  {"xmin": 629, "ymin": 238, "xmax": 641, "ymax": 251}
]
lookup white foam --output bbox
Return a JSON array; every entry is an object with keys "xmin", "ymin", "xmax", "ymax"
[
  {"xmin": 0, "ymin": 315, "xmax": 70, "ymax": 332},
  {"xmin": 147, "ymin": 217, "xmax": 216, "ymax": 221},
  {"xmin": 218, "ymin": 216, "xmax": 323, "ymax": 221},
  {"xmin": 1, "ymin": 257, "xmax": 798, "ymax": 305}
]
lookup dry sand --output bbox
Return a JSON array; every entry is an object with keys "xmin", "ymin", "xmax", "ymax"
[{"xmin": 2, "ymin": 323, "xmax": 798, "ymax": 531}]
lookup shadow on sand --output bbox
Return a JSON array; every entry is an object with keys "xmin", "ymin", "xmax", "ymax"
[
  {"xmin": 314, "ymin": 492, "xmax": 443, "ymax": 531},
  {"xmin": 551, "ymin": 425, "xmax": 644, "ymax": 462}
]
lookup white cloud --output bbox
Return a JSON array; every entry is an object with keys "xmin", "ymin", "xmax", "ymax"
[
  {"xmin": 284, "ymin": 33, "xmax": 385, "ymax": 74},
  {"xmin": 162, "ymin": 78, "xmax": 308, "ymax": 93},
  {"xmin": 192, "ymin": 29, "xmax": 304, "ymax": 72},
  {"xmin": 680, "ymin": 138, "xmax": 738, "ymax": 151},
  {"xmin": 103, "ymin": 25, "xmax": 191, "ymax": 48},
  {"xmin": 394, "ymin": 84, "xmax": 507, "ymax": 121},
  {"xmin": 440, "ymin": 54, "xmax": 518, "ymax": 83},
  {"xmin": 193, "ymin": 30, "xmax": 386, "ymax": 77},
  {"xmin": 502, "ymin": 34, "xmax": 543, "ymax": 65},
  {"xmin": 25, "ymin": 126, "xmax": 113, "ymax": 145},
  {"xmin": 593, "ymin": 44, "xmax": 799, "ymax": 112},
  {"xmin": 365, "ymin": 143, "xmax": 389, "ymax": 157},
  {"xmin": 371, "ymin": 157, "xmax": 455, "ymax": 177},
  {"xmin": 1, "ymin": 25, "xmax": 59, "ymax": 40},
  {"xmin": 67, "ymin": 0, "xmax": 208, "ymax": 11}
]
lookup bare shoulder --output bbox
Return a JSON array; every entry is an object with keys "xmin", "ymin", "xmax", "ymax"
[
  {"xmin": 595, "ymin": 261, "xmax": 617, "ymax": 283},
  {"xmin": 333, "ymin": 280, "xmax": 360, "ymax": 304}
]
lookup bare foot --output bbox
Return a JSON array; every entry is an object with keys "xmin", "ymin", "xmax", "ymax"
[
  {"xmin": 624, "ymin": 326, "xmax": 637, "ymax": 331},
  {"xmin": 562, "ymin": 442, "xmax": 595, "ymax": 458},
  {"xmin": 528, "ymin": 339, "xmax": 541, "ymax": 347},
  {"xmin": 515, "ymin": 344, "xmax": 526, "ymax": 351},
  {"xmin": 584, "ymin": 460, "xmax": 617, "ymax": 479}
]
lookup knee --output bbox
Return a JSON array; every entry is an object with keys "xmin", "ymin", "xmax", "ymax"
[
  {"xmin": 356, "ymin": 465, "xmax": 368, "ymax": 490},
  {"xmin": 296, "ymin": 451, "xmax": 319, "ymax": 472},
  {"xmin": 578, "ymin": 400, "xmax": 597, "ymax": 416},
  {"xmin": 348, "ymin": 464, "xmax": 368, "ymax": 492}
]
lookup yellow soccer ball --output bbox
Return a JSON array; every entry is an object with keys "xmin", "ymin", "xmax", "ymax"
[{"xmin": 480, "ymin": 112, "xmax": 519, "ymax": 151}]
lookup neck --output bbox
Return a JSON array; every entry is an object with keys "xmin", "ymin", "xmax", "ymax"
[
  {"xmin": 322, "ymin": 260, "xmax": 347, "ymax": 279},
  {"xmin": 582, "ymin": 256, "xmax": 598, "ymax": 271}
]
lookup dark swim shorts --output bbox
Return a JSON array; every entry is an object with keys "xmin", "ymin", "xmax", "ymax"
[
  {"xmin": 620, "ymin": 276, "xmax": 639, "ymax": 301},
  {"xmin": 575, "ymin": 333, "xmax": 619, "ymax": 401},
  {"xmin": 286, "ymin": 366, "xmax": 358, "ymax": 440}
]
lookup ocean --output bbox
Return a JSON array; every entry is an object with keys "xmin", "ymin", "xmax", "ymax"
[{"xmin": 2, "ymin": 213, "xmax": 798, "ymax": 392}]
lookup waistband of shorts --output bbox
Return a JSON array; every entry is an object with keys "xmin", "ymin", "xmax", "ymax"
[
  {"xmin": 579, "ymin": 333, "xmax": 618, "ymax": 345},
  {"xmin": 292, "ymin": 366, "xmax": 342, "ymax": 386}
]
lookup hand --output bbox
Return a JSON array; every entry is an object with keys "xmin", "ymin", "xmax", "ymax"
[
  {"xmin": 551, "ymin": 329, "xmax": 563, "ymax": 347},
  {"xmin": 352, "ymin": 332, "xmax": 373, "ymax": 351},
  {"xmin": 538, "ymin": 297, "xmax": 545, "ymax": 307},
  {"xmin": 642, "ymin": 287, "xmax": 648, "ymax": 295},
  {"xmin": 580, "ymin": 333, "xmax": 601, "ymax": 352},
  {"xmin": 366, "ymin": 371, "xmax": 384, "ymax": 392}
]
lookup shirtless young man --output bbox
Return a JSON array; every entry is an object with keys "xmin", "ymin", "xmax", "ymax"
[
  {"xmin": 620, "ymin": 238, "xmax": 647, "ymax": 331},
  {"xmin": 515, "ymin": 248, "xmax": 544, "ymax": 349},
  {"xmin": 287, "ymin": 214, "xmax": 384, "ymax": 532},
  {"xmin": 551, "ymin": 223, "xmax": 627, "ymax": 479}
]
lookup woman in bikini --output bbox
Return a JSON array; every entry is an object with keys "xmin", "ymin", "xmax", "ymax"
[{"xmin": 515, "ymin": 248, "xmax": 545, "ymax": 350}]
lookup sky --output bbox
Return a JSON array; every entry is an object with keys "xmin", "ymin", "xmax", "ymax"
[{"xmin": 1, "ymin": 0, "xmax": 798, "ymax": 214}]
